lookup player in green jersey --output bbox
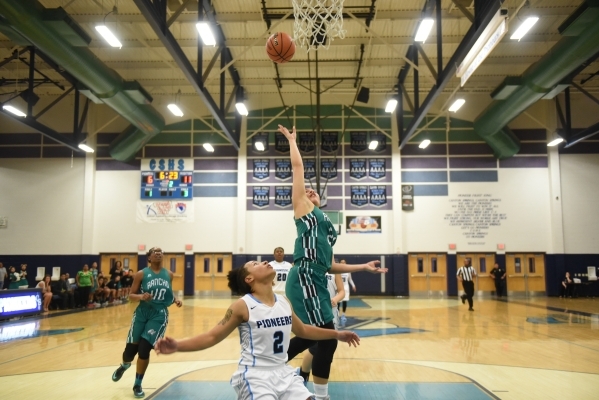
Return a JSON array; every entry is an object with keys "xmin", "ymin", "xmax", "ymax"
[
  {"xmin": 111, "ymin": 247, "xmax": 182, "ymax": 398},
  {"xmin": 277, "ymin": 124, "xmax": 387, "ymax": 400}
]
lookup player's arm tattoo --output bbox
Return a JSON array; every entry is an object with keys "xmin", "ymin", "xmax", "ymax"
[{"xmin": 219, "ymin": 308, "xmax": 233, "ymax": 325}]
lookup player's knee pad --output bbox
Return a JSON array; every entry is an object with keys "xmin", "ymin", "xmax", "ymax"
[
  {"xmin": 123, "ymin": 343, "xmax": 139, "ymax": 362},
  {"xmin": 137, "ymin": 338, "xmax": 153, "ymax": 360}
]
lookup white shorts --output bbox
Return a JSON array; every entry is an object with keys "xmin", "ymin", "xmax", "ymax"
[
  {"xmin": 231, "ymin": 365, "xmax": 313, "ymax": 400},
  {"xmin": 343, "ymin": 285, "xmax": 350, "ymax": 302}
]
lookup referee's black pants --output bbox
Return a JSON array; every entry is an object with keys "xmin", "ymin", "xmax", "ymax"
[{"xmin": 462, "ymin": 280, "xmax": 474, "ymax": 308}]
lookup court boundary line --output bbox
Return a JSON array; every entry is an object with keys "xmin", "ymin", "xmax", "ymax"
[{"xmin": 497, "ymin": 298, "xmax": 599, "ymax": 318}]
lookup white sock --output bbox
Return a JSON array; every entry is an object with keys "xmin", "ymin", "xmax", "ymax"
[{"xmin": 313, "ymin": 383, "xmax": 328, "ymax": 399}]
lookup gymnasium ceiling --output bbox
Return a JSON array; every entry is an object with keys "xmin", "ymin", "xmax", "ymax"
[{"xmin": 0, "ymin": 0, "xmax": 598, "ymax": 124}]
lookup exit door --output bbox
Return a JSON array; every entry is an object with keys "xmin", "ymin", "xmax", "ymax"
[
  {"xmin": 194, "ymin": 254, "xmax": 232, "ymax": 295},
  {"xmin": 163, "ymin": 253, "xmax": 185, "ymax": 296},
  {"xmin": 100, "ymin": 254, "xmax": 138, "ymax": 277},
  {"xmin": 457, "ymin": 254, "xmax": 496, "ymax": 297},
  {"xmin": 408, "ymin": 253, "xmax": 447, "ymax": 297},
  {"xmin": 506, "ymin": 253, "xmax": 546, "ymax": 297}
]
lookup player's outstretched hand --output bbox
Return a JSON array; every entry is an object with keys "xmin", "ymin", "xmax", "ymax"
[
  {"xmin": 155, "ymin": 336, "xmax": 178, "ymax": 355},
  {"xmin": 337, "ymin": 331, "xmax": 360, "ymax": 347},
  {"xmin": 365, "ymin": 260, "xmax": 387, "ymax": 274},
  {"xmin": 174, "ymin": 299, "xmax": 183, "ymax": 307},
  {"xmin": 278, "ymin": 124, "xmax": 296, "ymax": 142}
]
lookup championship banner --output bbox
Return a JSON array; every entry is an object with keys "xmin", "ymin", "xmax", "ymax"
[
  {"xmin": 350, "ymin": 185, "xmax": 368, "ymax": 207},
  {"xmin": 350, "ymin": 131, "xmax": 367, "ymax": 153},
  {"xmin": 253, "ymin": 159, "xmax": 270, "ymax": 180},
  {"xmin": 304, "ymin": 158, "xmax": 316, "ymax": 180},
  {"xmin": 298, "ymin": 131, "xmax": 315, "ymax": 153},
  {"xmin": 346, "ymin": 216, "xmax": 382, "ymax": 234},
  {"xmin": 369, "ymin": 185, "xmax": 387, "ymax": 207},
  {"xmin": 252, "ymin": 186, "xmax": 270, "ymax": 208},
  {"xmin": 321, "ymin": 158, "xmax": 337, "ymax": 179},
  {"xmin": 322, "ymin": 131, "xmax": 339, "ymax": 153},
  {"xmin": 275, "ymin": 132, "xmax": 290, "ymax": 153},
  {"xmin": 402, "ymin": 185, "xmax": 414, "ymax": 211},
  {"xmin": 369, "ymin": 158, "xmax": 386, "ymax": 179},
  {"xmin": 252, "ymin": 132, "xmax": 269, "ymax": 152},
  {"xmin": 137, "ymin": 200, "xmax": 195, "ymax": 223},
  {"xmin": 349, "ymin": 158, "xmax": 367, "ymax": 180},
  {"xmin": 274, "ymin": 186, "xmax": 292, "ymax": 208},
  {"xmin": 275, "ymin": 159, "xmax": 291, "ymax": 180},
  {"xmin": 370, "ymin": 132, "xmax": 387, "ymax": 152}
]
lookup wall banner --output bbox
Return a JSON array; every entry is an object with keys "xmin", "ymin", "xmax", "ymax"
[
  {"xmin": 349, "ymin": 158, "xmax": 367, "ymax": 180},
  {"xmin": 370, "ymin": 132, "xmax": 387, "ymax": 152},
  {"xmin": 369, "ymin": 185, "xmax": 387, "ymax": 207},
  {"xmin": 252, "ymin": 132, "xmax": 269, "ymax": 152},
  {"xmin": 350, "ymin": 131, "xmax": 367, "ymax": 152},
  {"xmin": 275, "ymin": 186, "xmax": 292, "ymax": 208},
  {"xmin": 275, "ymin": 132, "xmax": 290, "ymax": 153},
  {"xmin": 350, "ymin": 185, "xmax": 369, "ymax": 207},
  {"xmin": 137, "ymin": 200, "xmax": 195, "ymax": 223},
  {"xmin": 321, "ymin": 158, "xmax": 338, "ymax": 179},
  {"xmin": 298, "ymin": 131, "xmax": 315, "ymax": 153},
  {"xmin": 322, "ymin": 131, "xmax": 339, "ymax": 153},
  {"xmin": 346, "ymin": 216, "xmax": 382, "ymax": 234},
  {"xmin": 304, "ymin": 158, "xmax": 316, "ymax": 180},
  {"xmin": 252, "ymin": 186, "xmax": 270, "ymax": 208},
  {"xmin": 401, "ymin": 185, "xmax": 414, "ymax": 211},
  {"xmin": 275, "ymin": 159, "xmax": 291, "ymax": 180},
  {"xmin": 369, "ymin": 158, "xmax": 386, "ymax": 179},
  {"xmin": 253, "ymin": 159, "xmax": 270, "ymax": 180}
]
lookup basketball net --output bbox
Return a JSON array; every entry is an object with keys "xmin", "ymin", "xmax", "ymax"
[{"xmin": 292, "ymin": 0, "xmax": 346, "ymax": 51}]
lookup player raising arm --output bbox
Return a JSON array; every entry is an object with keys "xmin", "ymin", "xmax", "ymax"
[{"xmin": 155, "ymin": 260, "xmax": 359, "ymax": 400}]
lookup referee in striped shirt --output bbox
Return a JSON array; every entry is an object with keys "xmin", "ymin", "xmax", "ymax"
[{"xmin": 457, "ymin": 259, "xmax": 477, "ymax": 311}]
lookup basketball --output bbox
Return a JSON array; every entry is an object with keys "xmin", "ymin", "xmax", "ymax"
[{"xmin": 266, "ymin": 32, "xmax": 296, "ymax": 64}]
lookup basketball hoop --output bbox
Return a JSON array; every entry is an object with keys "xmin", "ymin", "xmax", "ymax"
[{"xmin": 292, "ymin": 0, "xmax": 346, "ymax": 51}]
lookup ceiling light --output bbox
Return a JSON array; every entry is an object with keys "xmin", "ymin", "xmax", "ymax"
[
  {"xmin": 196, "ymin": 22, "xmax": 216, "ymax": 46},
  {"xmin": 167, "ymin": 104, "xmax": 184, "ymax": 117},
  {"xmin": 2, "ymin": 105, "xmax": 26, "ymax": 117},
  {"xmin": 95, "ymin": 25, "xmax": 122, "ymax": 48},
  {"xmin": 448, "ymin": 99, "xmax": 466, "ymax": 112},
  {"xmin": 368, "ymin": 140, "xmax": 379, "ymax": 150},
  {"xmin": 235, "ymin": 102, "xmax": 249, "ymax": 116},
  {"xmin": 415, "ymin": 18, "xmax": 435, "ymax": 43},
  {"xmin": 511, "ymin": 17, "xmax": 539, "ymax": 41},
  {"xmin": 419, "ymin": 139, "xmax": 431, "ymax": 149},
  {"xmin": 385, "ymin": 99, "xmax": 398, "ymax": 113},
  {"xmin": 457, "ymin": 9, "xmax": 508, "ymax": 87},
  {"xmin": 547, "ymin": 138, "xmax": 564, "ymax": 147},
  {"xmin": 78, "ymin": 144, "xmax": 95, "ymax": 153},
  {"xmin": 255, "ymin": 141, "xmax": 265, "ymax": 151},
  {"xmin": 203, "ymin": 143, "xmax": 215, "ymax": 152}
]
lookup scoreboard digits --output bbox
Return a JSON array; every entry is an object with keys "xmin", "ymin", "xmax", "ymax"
[{"xmin": 141, "ymin": 171, "xmax": 193, "ymax": 200}]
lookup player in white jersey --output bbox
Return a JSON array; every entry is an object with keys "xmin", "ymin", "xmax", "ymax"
[
  {"xmin": 154, "ymin": 260, "xmax": 359, "ymax": 400},
  {"xmin": 270, "ymin": 246, "xmax": 292, "ymax": 295},
  {"xmin": 338, "ymin": 260, "xmax": 356, "ymax": 325},
  {"xmin": 297, "ymin": 272, "xmax": 345, "ymax": 384}
]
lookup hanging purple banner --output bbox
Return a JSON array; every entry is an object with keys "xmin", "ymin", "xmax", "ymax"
[
  {"xmin": 370, "ymin": 132, "xmax": 387, "ymax": 152},
  {"xmin": 298, "ymin": 131, "xmax": 315, "ymax": 153},
  {"xmin": 369, "ymin": 158, "xmax": 386, "ymax": 179},
  {"xmin": 350, "ymin": 185, "xmax": 369, "ymax": 207},
  {"xmin": 322, "ymin": 132, "xmax": 339, "ymax": 153},
  {"xmin": 275, "ymin": 132, "xmax": 290, "ymax": 153},
  {"xmin": 253, "ymin": 159, "xmax": 270, "ymax": 180},
  {"xmin": 275, "ymin": 186, "xmax": 292, "ymax": 208},
  {"xmin": 252, "ymin": 186, "xmax": 270, "ymax": 208},
  {"xmin": 321, "ymin": 158, "xmax": 337, "ymax": 179},
  {"xmin": 350, "ymin": 131, "xmax": 367, "ymax": 153},
  {"xmin": 275, "ymin": 159, "xmax": 291, "ymax": 180},
  {"xmin": 369, "ymin": 185, "xmax": 387, "ymax": 207},
  {"xmin": 349, "ymin": 158, "xmax": 367, "ymax": 180},
  {"xmin": 304, "ymin": 158, "xmax": 316, "ymax": 180}
]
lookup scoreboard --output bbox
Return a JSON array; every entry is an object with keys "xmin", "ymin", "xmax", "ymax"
[{"xmin": 141, "ymin": 170, "xmax": 193, "ymax": 199}]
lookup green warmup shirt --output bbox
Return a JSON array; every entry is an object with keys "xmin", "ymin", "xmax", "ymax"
[{"xmin": 77, "ymin": 271, "xmax": 93, "ymax": 287}]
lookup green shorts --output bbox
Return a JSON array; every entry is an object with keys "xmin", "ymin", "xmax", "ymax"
[
  {"xmin": 126, "ymin": 304, "xmax": 169, "ymax": 346},
  {"xmin": 285, "ymin": 260, "xmax": 333, "ymax": 326}
]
